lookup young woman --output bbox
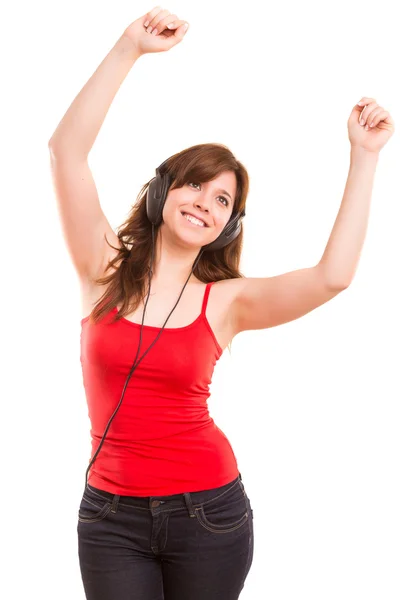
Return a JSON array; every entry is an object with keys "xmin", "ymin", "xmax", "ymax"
[{"xmin": 48, "ymin": 6, "xmax": 394, "ymax": 600}]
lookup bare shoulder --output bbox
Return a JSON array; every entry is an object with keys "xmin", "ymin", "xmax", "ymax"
[{"xmin": 211, "ymin": 277, "xmax": 247, "ymax": 303}]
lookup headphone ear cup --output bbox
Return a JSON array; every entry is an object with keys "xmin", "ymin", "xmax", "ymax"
[
  {"xmin": 202, "ymin": 212, "xmax": 244, "ymax": 252},
  {"xmin": 146, "ymin": 169, "xmax": 172, "ymax": 225}
]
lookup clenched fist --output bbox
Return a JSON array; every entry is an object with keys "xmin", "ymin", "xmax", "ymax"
[
  {"xmin": 348, "ymin": 97, "xmax": 395, "ymax": 154},
  {"xmin": 123, "ymin": 6, "xmax": 189, "ymax": 57}
]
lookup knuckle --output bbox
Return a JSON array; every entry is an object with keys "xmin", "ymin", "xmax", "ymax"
[
  {"xmin": 160, "ymin": 13, "xmax": 176, "ymax": 29},
  {"xmin": 150, "ymin": 6, "xmax": 162, "ymax": 16},
  {"xmin": 154, "ymin": 10, "xmax": 170, "ymax": 28},
  {"xmin": 149, "ymin": 6, "xmax": 165, "ymax": 22}
]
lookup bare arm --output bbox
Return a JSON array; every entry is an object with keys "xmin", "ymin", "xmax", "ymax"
[
  {"xmin": 230, "ymin": 95, "xmax": 396, "ymax": 334},
  {"xmin": 48, "ymin": 5, "xmax": 189, "ymax": 156},
  {"xmin": 48, "ymin": 8, "xmax": 189, "ymax": 281},
  {"xmin": 318, "ymin": 147, "xmax": 379, "ymax": 287},
  {"xmin": 48, "ymin": 34, "xmax": 141, "ymax": 157},
  {"xmin": 48, "ymin": 34, "xmax": 141, "ymax": 281}
]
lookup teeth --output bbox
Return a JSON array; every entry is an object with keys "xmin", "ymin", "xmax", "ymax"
[{"xmin": 183, "ymin": 213, "xmax": 205, "ymax": 227}]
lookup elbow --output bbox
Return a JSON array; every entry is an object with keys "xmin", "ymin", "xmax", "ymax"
[
  {"xmin": 316, "ymin": 263, "xmax": 352, "ymax": 291},
  {"xmin": 326, "ymin": 280, "xmax": 351, "ymax": 292}
]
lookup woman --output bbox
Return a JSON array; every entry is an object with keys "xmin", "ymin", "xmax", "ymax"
[{"xmin": 48, "ymin": 6, "xmax": 395, "ymax": 600}]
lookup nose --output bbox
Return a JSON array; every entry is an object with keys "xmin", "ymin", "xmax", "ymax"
[{"xmin": 194, "ymin": 199, "xmax": 210, "ymax": 213}]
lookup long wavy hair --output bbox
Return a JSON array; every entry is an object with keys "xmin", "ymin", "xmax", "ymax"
[{"xmin": 87, "ymin": 142, "xmax": 250, "ymax": 350}]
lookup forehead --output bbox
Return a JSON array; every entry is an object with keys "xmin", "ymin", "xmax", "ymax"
[{"xmin": 202, "ymin": 171, "xmax": 237, "ymax": 192}]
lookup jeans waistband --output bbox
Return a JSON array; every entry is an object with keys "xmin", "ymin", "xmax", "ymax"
[{"xmin": 85, "ymin": 472, "xmax": 244, "ymax": 518}]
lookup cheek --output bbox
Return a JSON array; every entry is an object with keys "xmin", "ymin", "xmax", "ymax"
[{"xmin": 162, "ymin": 200, "xmax": 176, "ymax": 223}]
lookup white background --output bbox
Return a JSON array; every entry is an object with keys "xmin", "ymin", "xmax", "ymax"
[{"xmin": 2, "ymin": 0, "xmax": 399, "ymax": 598}]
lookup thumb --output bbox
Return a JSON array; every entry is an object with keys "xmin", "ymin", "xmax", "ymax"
[
  {"xmin": 348, "ymin": 103, "xmax": 363, "ymax": 124},
  {"xmin": 164, "ymin": 22, "xmax": 189, "ymax": 49}
]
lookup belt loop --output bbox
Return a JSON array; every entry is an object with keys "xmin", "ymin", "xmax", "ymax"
[
  {"xmin": 238, "ymin": 473, "xmax": 245, "ymax": 495},
  {"xmin": 183, "ymin": 492, "xmax": 196, "ymax": 518},
  {"xmin": 111, "ymin": 494, "xmax": 120, "ymax": 514}
]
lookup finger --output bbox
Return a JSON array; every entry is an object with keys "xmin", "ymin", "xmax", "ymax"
[
  {"xmin": 143, "ymin": 5, "xmax": 163, "ymax": 27},
  {"xmin": 385, "ymin": 113, "xmax": 395, "ymax": 128},
  {"xmin": 152, "ymin": 13, "xmax": 178, "ymax": 34},
  {"xmin": 359, "ymin": 102, "xmax": 379, "ymax": 124},
  {"xmin": 147, "ymin": 8, "xmax": 171, "ymax": 34},
  {"xmin": 162, "ymin": 22, "xmax": 189, "ymax": 48},
  {"xmin": 371, "ymin": 111, "xmax": 393, "ymax": 128},
  {"xmin": 166, "ymin": 19, "xmax": 187, "ymax": 31},
  {"xmin": 366, "ymin": 107, "xmax": 385, "ymax": 128},
  {"xmin": 144, "ymin": 6, "xmax": 167, "ymax": 31},
  {"xmin": 357, "ymin": 97, "xmax": 377, "ymax": 107},
  {"xmin": 174, "ymin": 22, "xmax": 190, "ymax": 38}
]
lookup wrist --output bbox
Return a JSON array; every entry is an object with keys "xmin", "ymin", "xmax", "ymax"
[
  {"xmin": 116, "ymin": 33, "xmax": 143, "ymax": 62},
  {"xmin": 350, "ymin": 145, "xmax": 380, "ymax": 166}
]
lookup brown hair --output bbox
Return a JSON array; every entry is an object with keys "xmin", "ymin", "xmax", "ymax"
[{"xmin": 87, "ymin": 143, "xmax": 250, "ymax": 350}]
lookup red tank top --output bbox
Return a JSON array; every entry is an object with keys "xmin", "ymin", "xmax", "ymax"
[{"xmin": 80, "ymin": 281, "xmax": 239, "ymax": 496}]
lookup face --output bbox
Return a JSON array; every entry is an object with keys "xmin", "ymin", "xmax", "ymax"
[{"xmin": 161, "ymin": 170, "xmax": 237, "ymax": 249}]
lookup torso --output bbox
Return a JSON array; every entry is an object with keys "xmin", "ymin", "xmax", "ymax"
[{"xmin": 79, "ymin": 251, "xmax": 242, "ymax": 353}]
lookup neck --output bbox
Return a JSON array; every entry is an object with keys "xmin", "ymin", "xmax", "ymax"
[{"xmin": 149, "ymin": 227, "xmax": 203, "ymax": 287}]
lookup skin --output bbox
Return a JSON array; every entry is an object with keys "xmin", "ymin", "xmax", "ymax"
[
  {"xmin": 123, "ymin": 9, "xmax": 397, "ymax": 331},
  {"xmin": 150, "ymin": 170, "xmax": 237, "ymax": 287}
]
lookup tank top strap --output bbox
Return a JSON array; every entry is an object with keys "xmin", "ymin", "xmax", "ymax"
[{"xmin": 201, "ymin": 282, "xmax": 215, "ymax": 316}]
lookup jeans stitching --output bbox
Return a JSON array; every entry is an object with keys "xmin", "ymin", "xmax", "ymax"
[
  {"xmin": 241, "ymin": 497, "xmax": 254, "ymax": 586},
  {"xmin": 85, "ymin": 477, "xmax": 244, "ymax": 514},
  {"xmin": 78, "ymin": 501, "xmax": 112, "ymax": 523},
  {"xmin": 81, "ymin": 495, "xmax": 108, "ymax": 511},
  {"xmin": 195, "ymin": 501, "xmax": 249, "ymax": 533}
]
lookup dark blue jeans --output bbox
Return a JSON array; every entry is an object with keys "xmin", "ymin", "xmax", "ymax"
[{"xmin": 77, "ymin": 473, "xmax": 254, "ymax": 599}]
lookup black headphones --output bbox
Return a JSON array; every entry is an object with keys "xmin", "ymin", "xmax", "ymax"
[{"xmin": 146, "ymin": 158, "xmax": 245, "ymax": 252}]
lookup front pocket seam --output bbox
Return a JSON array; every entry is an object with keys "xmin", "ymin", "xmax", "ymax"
[
  {"xmin": 82, "ymin": 496, "xmax": 105, "ymax": 511},
  {"xmin": 78, "ymin": 499, "xmax": 111, "ymax": 523},
  {"xmin": 195, "ymin": 507, "xmax": 249, "ymax": 533},
  {"xmin": 78, "ymin": 501, "xmax": 112, "ymax": 523}
]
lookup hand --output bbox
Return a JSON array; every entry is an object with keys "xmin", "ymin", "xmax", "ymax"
[
  {"xmin": 123, "ymin": 6, "xmax": 189, "ymax": 57},
  {"xmin": 348, "ymin": 97, "xmax": 395, "ymax": 154}
]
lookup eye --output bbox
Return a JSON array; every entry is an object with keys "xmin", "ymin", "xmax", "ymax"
[{"xmin": 187, "ymin": 182, "xmax": 230, "ymax": 207}]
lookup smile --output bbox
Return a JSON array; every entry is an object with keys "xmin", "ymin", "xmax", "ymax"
[{"xmin": 181, "ymin": 212, "xmax": 208, "ymax": 227}]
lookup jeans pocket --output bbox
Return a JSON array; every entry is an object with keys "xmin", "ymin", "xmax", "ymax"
[
  {"xmin": 195, "ymin": 483, "xmax": 250, "ymax": 534},
  {"xmin": 78, "ymin": 488, "xmax": 112, "ymax": 524}
]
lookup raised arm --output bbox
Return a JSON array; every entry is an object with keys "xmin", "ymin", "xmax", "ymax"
[
  {"xmin": 231, "ymin": 98, "xmax": 395, "ymax": 333},
  {"xmin": 48, "ymin": 33, "xmax": 142, "ymax": 282}
]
